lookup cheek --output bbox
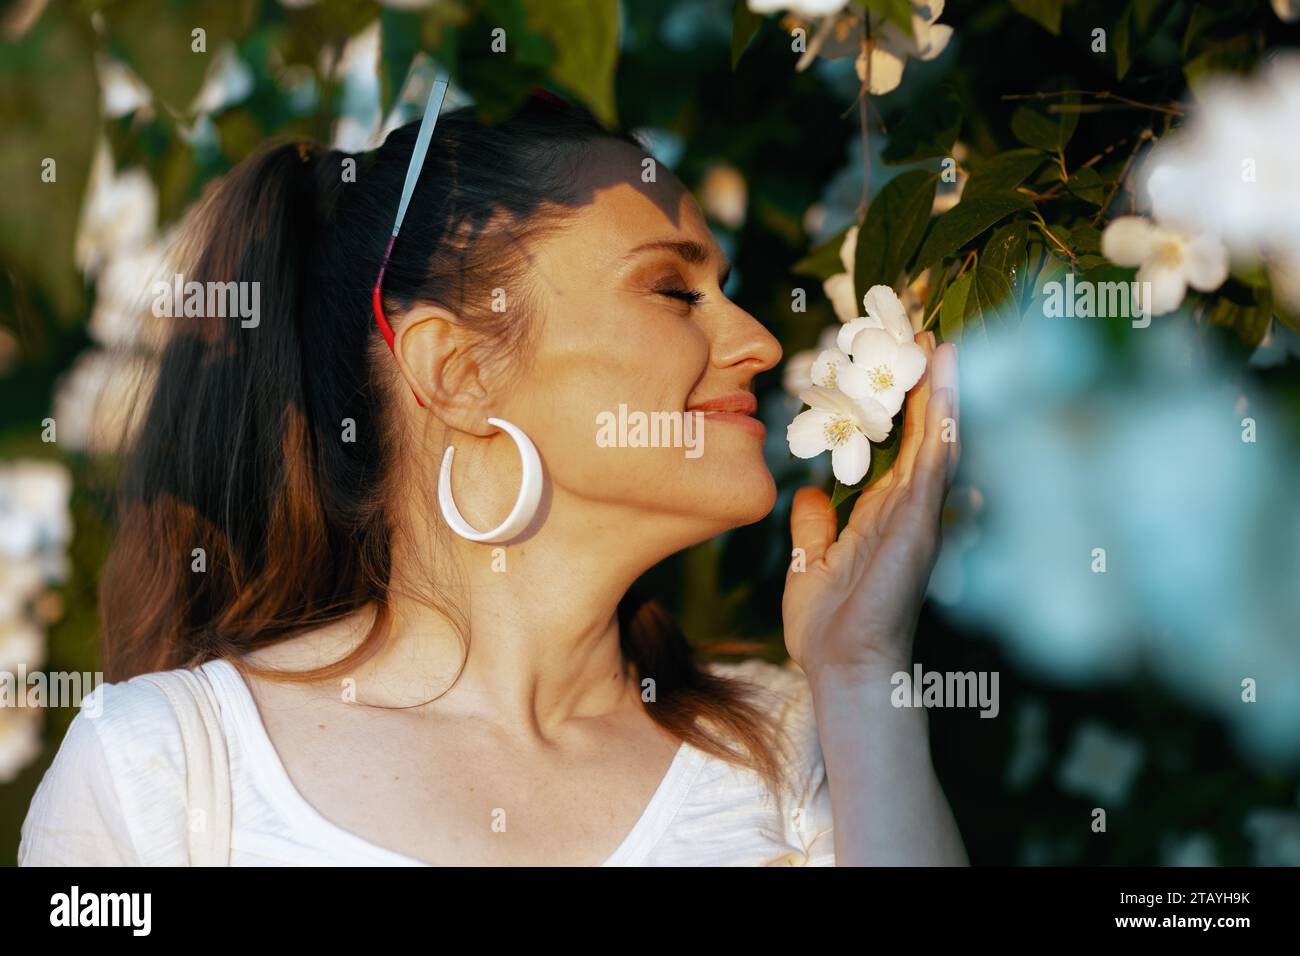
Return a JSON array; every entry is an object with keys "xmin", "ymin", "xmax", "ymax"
[{"xmin": 507, "ymin": 313, "xmax": 710, "ymax": 486}]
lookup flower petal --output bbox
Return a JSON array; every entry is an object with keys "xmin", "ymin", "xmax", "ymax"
[
  {"xmin": 823, "ymin": 272, "xmax": 859, "ymax": 324},
  {"xmin": 1136, "ymin": 259, "xmax": 1189, "ymax": 315},
  {"xmin": 846, "ymin": 326, "xmax": 898, "ymax": 364},
  {"xmin": 810, "ymin": 348, "xmax": 851, "ymax": 388},
  {"xmin": 1182, "ymin": 233, "xmax": 1230, "ymax": 292},
  {"xmin": 857, "ymin": 44, "xmax": 906, "ymax": 95},
  {"xmin": 837, "ymin": 316, "xmax": 879, "ymax": 353},
  {"xmin": 1101, "ymin": 217, "xmax": 1158, "ymax": 267},
  {"xmin": 838, "ymin": 223, "xmax": 859, "ymax": 273},
  {"xmin": 852, "ymin": 395, "xmax": 894, "ymax": 443},
  {"xmin": 917, "ymin": 22, "xmax": 952, "ymax": 60},
  {"xmin": 787, "ymin": 409, "xmax": 833, "ymax": 458},
  {"xmin": 872, "ymin": 387, "xmax": 905, "ymax": 418},
  {"xmin": 782, "ymin": 350, "xmax": 817, "ymax": 397},
  {"xmin": 831, "ymin": 433, "xmax": 871, "ymax": 485},
  {"xmin": 835, "ymin": 359, "xmax": 873, "ymax": 400},
  {"xmin": 862, "ymin": 284, "xmax": 913, "ymax": 341},
  {"xmin": 892, "ymin": 340, "xmax": 928, "ymax": 391}
]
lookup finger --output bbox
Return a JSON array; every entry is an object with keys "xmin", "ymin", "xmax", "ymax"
[
  {"xmin": 892, "ymin": 331, "xmax": 936, "ymax": 487},
  {"xmin": 928, "ymin": 343, "xmax": 960, "ymax": 481},
  {"xmin": 789, "ymin": 485, "xmax": 837, "ymax": 571},
  {"xmin": 912, "ymin": 384, "xmax": 956, "ymax": 516}
]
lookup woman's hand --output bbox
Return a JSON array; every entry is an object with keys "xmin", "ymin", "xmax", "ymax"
[{"xmin": 782, "ymin": 331, "xmax": 960, "ymax": 686}]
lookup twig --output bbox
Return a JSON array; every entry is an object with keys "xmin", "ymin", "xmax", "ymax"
[
  {"xmin": 1002, "ymin": 89, "xmax": 1183, "ymax": 116},
  {"xmin": 1092, "ymin": 127, "xmax": 1156, "ymax": 226}
]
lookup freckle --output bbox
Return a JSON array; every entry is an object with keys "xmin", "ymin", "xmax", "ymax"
[{"xmin": 318, "ymin": 724, "xmax": 327, "ymax": 731}]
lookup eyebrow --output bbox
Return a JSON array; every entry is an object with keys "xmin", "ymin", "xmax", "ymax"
[{"xmin": 623, "ymin": 239, "xmax": 732, "ymax": 286}]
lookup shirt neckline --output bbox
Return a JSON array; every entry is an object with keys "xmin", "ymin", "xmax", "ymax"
[{"xmin": 202, "ymin": 658, "xmax": 705, "ymax": 866}]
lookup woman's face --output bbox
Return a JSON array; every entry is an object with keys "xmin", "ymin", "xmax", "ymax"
[{"xmin": 495, "ymin": 139, "xmax": 783, "ymax": 535}]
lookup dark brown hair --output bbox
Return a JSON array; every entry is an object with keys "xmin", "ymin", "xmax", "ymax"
[{"xmin": 100, "ymin": 92, "xmax": 787, "ymax": 793}]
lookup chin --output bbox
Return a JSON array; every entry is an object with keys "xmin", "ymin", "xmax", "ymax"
[{"xmin": 697, "ymin": 462, "xmax": 777, "ymax": 527}]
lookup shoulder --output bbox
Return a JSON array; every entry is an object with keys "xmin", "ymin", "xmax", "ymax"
[
  {"xmin": 687, "ymin": 657, "xmax": 835, "ymax": 865},
  {"xmin": 18, "ymin": 667, "xmax": 210, "ymax": 866}
]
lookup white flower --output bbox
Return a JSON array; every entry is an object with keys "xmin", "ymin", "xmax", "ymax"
[
  {"xmin": 782, "ymin": 326, "xmax": 841, "ymax": 398},
  {"xmin": 835, "ymin": 326, "xmax": 927, "ymax": 417},
  {"xmin": 856, "ymin": 1, "xmax": 953, "ymax": 95},
  {"xmin": 794, "ymin": 0, "xmax": 952, "ymax": 95},
  {"xmin": 75, "ymin": 139, "xmax": 158, "ymax": 278},
  {"xmin": 787, "ymin": 386, "xmax": 893, "ymax": 485},
  {"xmin": 837, "ymin": 283, "xmax": 918, "ymax": 349},
  {"xmin": 749, "ymin": 0, "xmax": 849, "ymax": 16},
  {"xmin": 1101, "ymin": 216, "xmax": 1229, "ymax": 315},
  {"xmin": 52, "ymin": 351, "xmax": 159, "ymax": 455},
  {"xmin": 1137, "ymin": 54, "xmax": 1300, "ymax": 276},
  {"xmin": 821, "ymin": 224, "xmax": 860, "ymax": 323}
]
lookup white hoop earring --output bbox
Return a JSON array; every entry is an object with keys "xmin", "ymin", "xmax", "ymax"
[{"xmin": 438, "ymin": 417, "xmax": 542, "ymax": 543}]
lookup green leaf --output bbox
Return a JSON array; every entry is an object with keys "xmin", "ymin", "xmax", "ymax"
[
  {"xmin": 1069, "ymin": 223, "xmax": 1102, "ymax": 255},
  {"xmin": 100, "ymin": 0, "xmax": 256, "ymax": 113},
  {"xmin": 982, "ymin": 220, "xmax": 1030, "ymax": 288},
  {"xmin": 882, "ymin": 92, "xmax": 961, "ymax": 165},
  {"xmin": 963, "ymin": 148, "xmax": 1046, "ymax": 200},
  {"xmin": 792, "ymin": 225, "xmax": 853, "ymax": 281},
  {"xmin": 731, "ymin": 0, "xmax": 763, "ymax": 70},
  {"xmin": 855, "ymin": 170, "xmax": 939, "ymax": 296},
  {"xmin": 939, "ymin": 270, "xmax": 973, "ymax": 341},
  {"xmin": 970, "ymin": 259, "xmax": 1019, "ymax": 334},
  {"xmin": 523, "ymin": 0, "xmax": 620, "ymax": 125},
  {"xmin": 860, "ymin": 0, "xmax": 914, "ymax": 36},
  {"xmin": 1009, "ymin": 0, "xmax": 1064, "ymax": 35},
  {"xmin": 1067, "ymin": 166, "xmax": 1106, "ymax": 205},
  {"xmin": 913, "ymin": 193, "xmax": 1032, "ymax": 273},
  {"xmin": 1010, "ymin": 98, "xmax": 1079, "ymax": 152},
  {"xmin": 1117, "ymin": 0, "xmax": 1172, "ymax": 81},
  {"xmin": 829, "ymin": 409, "xmax": 905, "ymax": 506},
  {"xmin": 0, "ymin": 11, "xmax": 99, "ymax": 323},
  {"xmin": 1114, "ymin": 3, "xmax": 1134, "ymax": 80}
]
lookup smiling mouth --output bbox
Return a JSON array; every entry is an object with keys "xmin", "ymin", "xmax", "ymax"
[{"xmin": 686, "ymin": 394, "xmax": 765, "ymax": 438}]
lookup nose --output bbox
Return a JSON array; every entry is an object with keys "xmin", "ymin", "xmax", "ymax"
[{"xmin": 709, "ymin": 301, "xmax": 783, "ymax": 376}]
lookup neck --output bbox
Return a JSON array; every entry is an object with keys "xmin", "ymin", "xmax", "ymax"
[{"xmin": 357, "ymin": 483, "xmax": 713, "ymax": 742}]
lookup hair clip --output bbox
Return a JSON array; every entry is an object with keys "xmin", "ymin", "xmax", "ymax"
[{"xmin": 372, "ymin": 68, "xmax": 451, "ymax": 409}]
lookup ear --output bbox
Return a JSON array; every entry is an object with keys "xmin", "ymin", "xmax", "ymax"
[{"xmin": 392, "ymin": 304, "xmax": 496, "ymax": 437}]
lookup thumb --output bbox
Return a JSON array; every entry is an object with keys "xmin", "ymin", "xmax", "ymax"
[{"xmin": 790, "ymin": 485, "xmax": 837, "ymax": 571}]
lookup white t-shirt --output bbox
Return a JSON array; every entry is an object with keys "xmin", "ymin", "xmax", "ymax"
[{"xmin": 18, "ymin": 656, "xmax": 835, "ymax": 866}]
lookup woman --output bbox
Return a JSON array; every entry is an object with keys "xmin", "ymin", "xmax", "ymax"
[{"xmin": 20, "ymin": 90, "xmax": 965, "ymax": 866}]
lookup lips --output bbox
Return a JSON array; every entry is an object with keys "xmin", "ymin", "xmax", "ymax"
[
  {"xmin": 687, "ymin": 392, "xmax": 758, "ymax": 415},
  {"xmin": 686, "ymin": 392, "xmax": 765, "ymax": 439}
]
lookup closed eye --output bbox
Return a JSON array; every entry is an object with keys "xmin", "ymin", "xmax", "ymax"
[{"xmin": 656, "ymin": 286, "xmax": 705, "ymax": 307}]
